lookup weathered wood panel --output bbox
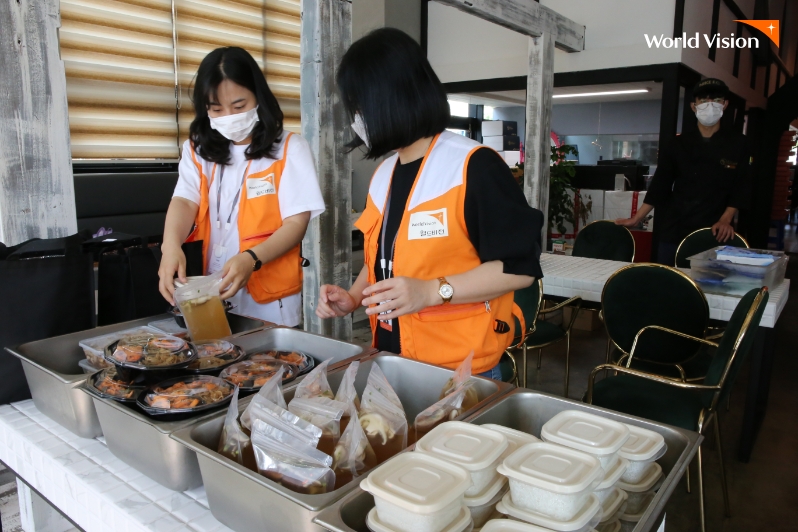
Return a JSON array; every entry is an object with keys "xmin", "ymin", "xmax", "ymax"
[
  {"xmin": 301, "ymin": 0, "xmax": 353, "ymax": 340},
  {"xmin": 433, "ymin": 0, "xmax": 584, "ymax": 52},
  {"xmin": 0, "ymin": 0, "xmax": 76, "ymax": 246},
  {"xmin": 524, "ymin": 32, "xmax": 555, "ymax": 239}
]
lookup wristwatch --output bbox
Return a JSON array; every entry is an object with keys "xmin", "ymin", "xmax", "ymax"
[
  {"xmin": 243, "ymin": 249, "xmax": 262, "ymax": 271},
  {"xmin": 437, "ymin": 277, "xmax": 454, "ymax": 304}
]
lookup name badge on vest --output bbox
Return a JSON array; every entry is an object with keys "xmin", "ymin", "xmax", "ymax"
[
  {"xmin": 247, "ymin": 174, "xmax": 276, "ymax": 199},
  {"xmin": 408, "ymin": 208, "xmax": 448, "ymax": 240}
]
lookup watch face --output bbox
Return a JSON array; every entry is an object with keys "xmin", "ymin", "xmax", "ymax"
[{"xmin": 439, "ymin": 284, "xmax": 454, "ymax": 299}]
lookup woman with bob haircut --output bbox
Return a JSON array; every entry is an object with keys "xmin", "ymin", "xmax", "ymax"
[
  {"xmin": 159, "ymin": 47, "xmax": 324, "ymax": 326},
  {"xmin": 317, "ymin": 28, "xmax": 544, "ymax": 378}
]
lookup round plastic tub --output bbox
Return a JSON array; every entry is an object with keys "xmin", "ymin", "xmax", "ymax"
[
  {"xmin": 480, "ymin": 519, "xmax": 557, "ymax": 532},
  {"xmin": 617, "ymin": 425, "xmax": 667, "ymax": 484},
  {"xmin": 594, "ymin": 457, "xmax": 629, "ymax": 504},
  {"xmin": 597, "ymin": 488, "xmax": 627, "ymax": 523},
  {"xmin": 360, "ymin": 452, "xmax": 472, "ymax": 532},
  {"xmin": 541, "ymin": 411, "xmax": 630, "ymax": 474},
  {"xmin": 497, "ymin": 442, "xmax": 602, "ymax": 521},
  {"xmin": 367, "ymin": 505, "xmax": 473, "ymax": 532},
  {"xmin": 415, "ymin": 421, "xmax": 508, "ymax": 497},
  {"xmin": 249, "ymin": 349, "xmax": 315, "ymax": 375},
  {"xmin": 496, "ymin": 491, "xmax": 601, "ymax": 532},
  {"xmin": 482, "ymin": 424, "xmax": 540, "ymax": 463},
  {"xmin": 616, "ymin": 462, "xmax": 662, "ymax": 514},
  {"xmin": 465, "ymin": 474, "xmax": 509, "ymax": 528}
]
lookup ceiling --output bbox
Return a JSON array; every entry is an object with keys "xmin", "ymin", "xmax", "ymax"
[{"xmin": 449, "ymin": 81, "xmax": 664, "ymax": 108}]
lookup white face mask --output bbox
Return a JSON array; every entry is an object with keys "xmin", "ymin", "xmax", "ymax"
[
  {"xmin": 351, "ymin": 113, "xmax": 370, "ymax": 148},
  {"xmin": 695, "ymin": 102, "xmax": 724, "ymax": 127},
  {"xmin": 209, "ymin": 105, "xmax": 260, "ymax": 142}
]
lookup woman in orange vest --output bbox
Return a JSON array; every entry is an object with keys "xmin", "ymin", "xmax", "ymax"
[
  {"xmin": 158, "ymin": 47, "xmax": 325, "ymax": 326},
  {"xmin": 316, "ymin": 29, "xmax": 544, "ymax": 378}
]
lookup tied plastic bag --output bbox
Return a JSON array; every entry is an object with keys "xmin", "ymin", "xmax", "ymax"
[
  {"xmin": 174, "ymin": 271, "xmax": 232, "ymax": 342},
  {"xmin": 412, "ymin": 380, "xmax": 476, "ymax": 443},
  {"xmin": 217, "ymin": 387, "xmax": 257, "ymax": 471},
  {"xmin": 288, "ymin": 397, "xmax": 348, "ymax": 457},
  {"xmin": 240, "ymin": 365, "xmax": 287, "ymax": 430},
  {"xmin": 358, "ymin": 364, "xmax": 407, "ymax": 464},
  {"xmin": 245, "ymin": 396, "xmax": 323, "ymax": 446},
  {"xmin": 332, "ymin": 405, "xmax": 377, "ymax": 489},
  {"xmin": 334, "ymin": 361, "xmax": 361, "ymax": 432},
  {"xmin": 439, "ymin": 352, "xmax": 479, "ymax": 412},
  {"xmin": 251, "ymin": 419, "xmax": 336, "ymax": 495},
  {"xmin": 294, "ymin": 359, "xmax": 334, "ymax": 399}
]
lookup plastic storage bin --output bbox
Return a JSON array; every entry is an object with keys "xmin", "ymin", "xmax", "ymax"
[
  {"xmin": 366, "ymin": 505, "xmax": 473, "ymax": 532},
  {"xmin": 465, "ymin": 474, "xmax": 509, "ymax": 528},
  {"xmin": 616, "ymin": 462, "xmax": 662, "ymax": 514},
  {"xmin": 496, "ymin": 491, "xmax": 601, "ymax": 532},
  {"xmin": 686, "ymin": 246, "xmax": 788, "ymax": 296},
  {"xmin": 598, "ymin": 487, "xmax": 627, "ymax": 523},
  {"xmin": 618, "ymin": 424, "xmax": 666, "ymax": 484},
  {"xmin": 497, "ymin": 441, "xmax": 603, "ymax": 521},
  {"xmin": 360, "ymin": 452, "xmax": 472, "ymax": 532},
  {"xmin": 79, "ymin": 326, "xmax": 156, "ymax": 369},
  {"xmin": 594, "ymin": 456, "xmax": 629, "ymax": 504},
  {"xmin": 482, "ymin": 424, "xmax": 540, "ymax": 462},
  {"xmin": 541, "ymin": 411, "xmax": 630, "ymax": 474},
  {"xmin": 416, "ymin": 421, "xmax": 509, "ymax": 497}
]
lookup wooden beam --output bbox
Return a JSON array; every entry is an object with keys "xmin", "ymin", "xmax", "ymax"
[
  {"xmin": 300, "ymin": 0, "xmax": 353, "ymax": 340},
  {"xmin": 524, "ymin": 32, "xmax": 555, "ymax": 239},
  {"xmin": 0, "ymin": 0, "xmax": 76, "ymax": 246},
  {"xmin": 432, "ymin": 0, "xmax": 584, "ymax": 52}
]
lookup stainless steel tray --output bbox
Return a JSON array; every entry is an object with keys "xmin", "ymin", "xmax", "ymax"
[
  {"xmin": 313, "ymin": 388, "xmax": 702, "ymax": 532},
  {"xmin": 83, "ymin": 327, "xmax": 371, "ymax": 491},
  {"xmin": 5, "ymin": 313, "xmax": 271, "ymax": 439},
  {"xmin": 170, "ymin": 353, "xmax": 513, "ymax": 532}
]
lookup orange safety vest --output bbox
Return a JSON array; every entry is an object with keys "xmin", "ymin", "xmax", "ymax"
[
  {"xmin": 355, "ymin": 131, "xmax": 516, "ymax": 374},
  {"xmin": 185, "ymin": 134, "xmax": 302, "ymax": 304}
]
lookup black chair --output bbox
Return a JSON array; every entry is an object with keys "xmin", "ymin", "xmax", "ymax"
[
  {"xmin": 573, "ymin": 220, "xmax": 636, "ymax": 262},
  {"xmin": 675, "ymin": 227, "xmax": 749, "ymax": 268}
]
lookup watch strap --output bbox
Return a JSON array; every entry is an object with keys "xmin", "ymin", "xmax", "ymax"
[
  {"xmin": 243, "ymin": 249, "xmax": 261, "ymax": 270},
  {"xmin": 438, "ymin": 277, "xmax": 453, "ymax": 304}
]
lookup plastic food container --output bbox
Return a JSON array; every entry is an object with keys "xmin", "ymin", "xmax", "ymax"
[
  {"xmin": 541, "ymin": 411, "xmax": 630, "ymax": 474},
  {"xmin": 596, "ymin": 521, "xmax": 621, "ymax": 532},
  {"xmin": 617, "ymin": 490, "xmax": 654, "ymax": 528},
  {"xmin": 482, "ymin": 424, "xmax": 540, "ymax": 463},
  {"xmin": 594, "ymin": 456, "xmax": 629, "ymax": 504},
  {"xmin": 79, "ymin": 326, "xmax": 156, "ymax": 369},
  {"xmin": 186, "ymin": 340, "xmax": 246, "ymax": 373},
  {"xmin": 360, "ymin": 452, "xmax": 472, "ymax": 532},
  {"xmin": 218, "ymin": 359, "xmax": 298, "ymax": 392},
  {"xmin": 148, "ymin": 318, "xmax": 190, "ymax": 338},
  {"xmin": 497, "ymin": 441, "xmax": 603, "ymax": 521},
  {"xmin": 105, "ymin": 332, "xmax": 195, "ymax": 371},
  {"xmin": 616, "ymin": 462, "xmax": 662, "ymax": 515},
  {"xmin": 465, "ymin": 474, "xmax": 509, "ymax": 528},
  {"xmin": 249, "ymin": 349, "xmax": 314, "ymax": 375},
  {"xmin": 78, "ymin": 359, "xmax": 100, "ymax": 374},
  {"xmin": 496, "ymin": 491, "xmax": 601, "ymax": 532},
  {"xmin": 87, "ymin": 367, "xmax": 147, "ymax": 403},
  {"xmin": 617, "ymin": 425, "xmax": 666, "ymax": 484},
  {"xmin": 367, "ymin": 505, "xmax": 473, "ymax": 532},
  {"xmin": 480, "ymin": 520, "xmax": 555, "ymax": 532},
  {"xmin": 687, "ymin": 246, "xmax": 788, "ymax": 296},
  {"xmin": 415, "ymin": 421, "xmax": 509, "ymax": 497},
  {"xmin": 137, "ymin": 375, "xmax": 235, "ymax": 417},
  {"xmin": 598, "ymin": 488, "xmax": 627, "ymax": 523}
]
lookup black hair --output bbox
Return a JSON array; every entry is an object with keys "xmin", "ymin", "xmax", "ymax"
[
  {"xmin": 336, "ymin": 28, "xmax": 451, "ymax": 159},
  {"xmin": 189, "ymin": 47, "xmax": 283, "ymax": 164}
]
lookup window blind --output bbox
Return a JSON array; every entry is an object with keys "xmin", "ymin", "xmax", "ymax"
[{"xmin": 60, "ymin": 0, "xmax": 302, "ymax": 160}]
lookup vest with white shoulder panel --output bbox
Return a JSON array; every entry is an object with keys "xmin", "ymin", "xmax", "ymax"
[{"xmin": 354, "ymin": 131, "xmax": 517, "ymax": 374}]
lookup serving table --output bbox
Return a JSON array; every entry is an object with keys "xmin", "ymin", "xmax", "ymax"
[{"xmin": 539, "ymin": 253, "xmax": 790, "ymax": 461}]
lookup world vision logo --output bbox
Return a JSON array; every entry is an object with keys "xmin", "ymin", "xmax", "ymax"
[
  {"xmin": 645, "ymin": 20, "xmax": 779, "ymax": 49},
  {"xmin": 408, "ymin": 208, "xmax": 448, "ymax": 240},
  {"xmin": 264, "ymin": 174, "xmax": 275, "ymax": 186}
]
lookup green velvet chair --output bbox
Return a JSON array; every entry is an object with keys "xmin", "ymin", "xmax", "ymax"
[
  {"xmin": 587, "ymin": 287, "xmax": 768, "ymax": 532},
  {"xmin": 497, "ymin": 352, "xmax": 519, "ymax": 386},
  {"xmin": 572, "ymin": 220, "xmax": 636, "ymax": 262},
  {"xmin": 510, "ymin": 280, "xmax": 583, "ymax": 395},
  {"xmin": 602, "ymin": 263, "xmax": 710, "ymax": 381},
  {"xmin": 675, "ymin": 227, "xmax": 749, "ymax": 268}
]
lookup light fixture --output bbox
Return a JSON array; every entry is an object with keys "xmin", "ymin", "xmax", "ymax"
[{"xmin": 553, "ymin": 89, "xmax": 650, "ymax": 99}]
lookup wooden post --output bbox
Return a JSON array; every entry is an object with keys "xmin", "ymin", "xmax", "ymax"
[
  {"xmin": 524, "ymin": 32, "xmax": 555, "ymax": 239},
  {"xmin": 0, "ymin": 0, "xmax": 76, "ymax": 246},
  {"xmin": 301, "ymin": 0, "xmax": 353, "ymax": 340}
]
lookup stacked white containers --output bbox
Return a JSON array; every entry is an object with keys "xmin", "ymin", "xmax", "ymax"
[{"xmin": 615, "ymin": 424, "xmax": 666, "ymax": 529}]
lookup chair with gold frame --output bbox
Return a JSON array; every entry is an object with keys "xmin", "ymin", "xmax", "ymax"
[
  {"xmin": 572, "ymin": 220, "xmax": 636, "ymax": 262},
  {"xmin": 602, "ymin": 263, "xmax": 711, "ymax": 382},
  {"xmin": 675, "ymin": 227, "xmax": 749, "ymax": 268},
  {"xmin": 587, "ymin": 287, "xmax": 768, "ymax": 532}
]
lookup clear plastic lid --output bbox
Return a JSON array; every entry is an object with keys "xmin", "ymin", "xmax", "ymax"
[
  {"xmin": 541, "ymin": 411, "xmax": 630, "ymax": 457},
  {"xmin": 480, "ymin": 519, "xmax": 557, "ymax": 532},
  {"xmin": 366, "ymin": 505, "xmax": 472, "ymax": 532},
  {"xmin": 615, "ymin": 462, "xmax": 662, "ymax": 492},
  {"xmin": 89, "ymin": 367, "xmax": 146, "ymax": 401},
  {"xmin": 249, "ymin": 350, "xmax": 314, "ymax": 374},
  {"xmin": 147, "ymin": 318, "xmax": 189, "ymax": 338},
  {"xmin": 219, "ymin": 359, "xmax": 298, "ymax": 391},
  {"xmin": 415, "ymin": 421, "xmax": 508, "ymax": 471},
  {"xmin": 188, "ymin": 340, "xmax": 245, "ymax": 371},
  {"xmin": 496, "ymin": 492, "xmax": 601, "ymax": 532},
  {"xmin": 360, "ymin": 452, "xmax": 471, "ymax": 514},
  {"xmin": 599, "ymin": 488, "xmax": 627, "ymax": 522},
  {"xmin": 617, "ymin": 425, "xmax": 666, "ymax": 462},
  {"xmin": 106, "ymin": 332, "xmax": 193, "ymax": 370},
  {"xmin": 139, "ymin": 375, "xmax": 235, "ymax": 414},
  {"xmin": 80, "ymin": 326, "xmax": 158, "ymax": 353},
  {"xmin": 497, "ymin": 442, "xmax": 603, "ymax": 495},
  {"xmin": 463, "ymin": 472, "xmax": 507, "ymax": 507},
  {"xmin": 596, "ymin": 457, "xmax": 629, "ymax": 490},
  {"xmin": 482, "ymin": 425, "xmax": 540, "ymax": 458}
]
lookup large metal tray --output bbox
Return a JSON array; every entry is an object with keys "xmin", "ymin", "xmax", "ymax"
[
  {"xmin": 4, "ymin": 313, "xmax": 270, "ymax": 439},
  {"xmin": 170, "ymin": 353, "xmax": 513, "ymax": 532},
  {"xmin": 313, "ymin": 388, "xmax": 702, "ymax": 532},
  {"xmin": 83, "ymin": 327, "xmax": 372, "ymax": 491}
]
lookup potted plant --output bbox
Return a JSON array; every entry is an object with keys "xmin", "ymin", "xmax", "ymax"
[{"xmin": 548, "ymin": 145, "xmax": 591, "ymax": 246}]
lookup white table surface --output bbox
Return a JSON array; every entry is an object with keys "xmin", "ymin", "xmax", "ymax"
[
  {"xmin": 540, "ymin": 254, "xmax": 789, "ymax": 328},
  {"xmin": 0, "ymin": 400, "xmax": 234, "ymax": 532}
]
